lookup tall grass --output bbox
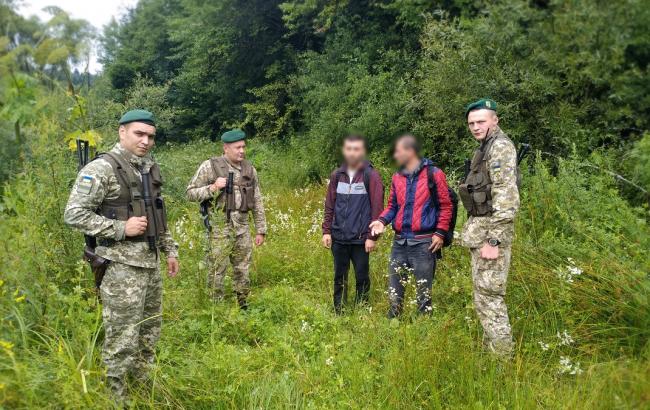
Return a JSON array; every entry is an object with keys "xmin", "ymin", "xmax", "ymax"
[{"xmin": 0, "ymin": 133, "xmax": 648, "ymax": 408}]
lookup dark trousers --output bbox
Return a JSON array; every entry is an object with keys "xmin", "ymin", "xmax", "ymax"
[
  {"xmin": 387, "ymin": 241, "xmax": 436, "ymax": 317},
  {"xmin": 331, "ymin": 242, "xmax": 370, "ymax": 313}
]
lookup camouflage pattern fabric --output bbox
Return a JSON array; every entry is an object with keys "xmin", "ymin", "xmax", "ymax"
[
  {"xmin": 208, "ymin": 212, "xmax": 253, "ymax": 299},
  {"xmin": 460, "ymin": 126, "xmax": 519, "ymax": 356},
  {"xmin": 64, "ymin": 143, "xmax": 179, "ymax": 267},
  {"xmin": 186, "ymin": 156, "xmax": 266, "ymax": 299},
  {"xmin": 470, "ymin": 246, "xmax": 514, "ymax": 355},
  {"xmin": 101, "ymin": 262, "xmax": 162, "ymax": 398},
  {"xmin": 63, "ymin": 143, "xmax": 177, "ymax": 398}
]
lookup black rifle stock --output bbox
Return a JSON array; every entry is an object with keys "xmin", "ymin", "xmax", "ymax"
[{"xmin": 76, "ymin": 139, "xmax": 110, "ymax": 291}]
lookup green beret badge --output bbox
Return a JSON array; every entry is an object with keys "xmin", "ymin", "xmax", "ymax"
[{"xmin": 465, "ymin": 98, "xmax": 498, "ymax": 118}]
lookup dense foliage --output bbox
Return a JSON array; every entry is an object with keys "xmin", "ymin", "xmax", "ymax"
[
  {"xmin": 0, "ymin": 0, "xmax": 648, "ymax": 408},
  {"xmin": 97, "ymin": 0, "xmax": 650, "ymax": 179}
]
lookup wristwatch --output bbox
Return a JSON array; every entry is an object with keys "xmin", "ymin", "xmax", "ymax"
[{"xmin": 488, "ymin": 238, "xmax": 501, "ymax": 247}]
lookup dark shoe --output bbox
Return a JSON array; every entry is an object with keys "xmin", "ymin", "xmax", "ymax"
[
  {"xmin": 236, "ymin": 292, "xmax": 249, "ymax": 310},
  {"xmin": 386, "ymin": 306, "xmax": 401, "ymax": 319}
]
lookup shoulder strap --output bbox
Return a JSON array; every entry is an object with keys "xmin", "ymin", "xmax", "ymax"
[
  {"xmin": 209, "ymin": 156, "xmax": 229, "ymax": 180},
  {"xmin": 100, "ymin": 152, "xmax": 141, "ymax": 200},
  {"xmin": 363, "ymin": 166, "xmax": 372, "ymax": 207},
  {"xmin": 427, "ymin": 165, "xmax": 439, "ymax": 208},
  {"xmin": 240, "ymin": 159, "xmax": 255, "ymax": 182}
]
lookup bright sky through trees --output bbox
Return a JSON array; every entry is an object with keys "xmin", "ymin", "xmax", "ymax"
[{"xmin": 18, "ymin": 0, "xmax": 137, "ymax": 72}]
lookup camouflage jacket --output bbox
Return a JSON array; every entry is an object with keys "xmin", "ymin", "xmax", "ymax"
[
  {"xmin": 461, "ymin": 126, "xmax": 520, "ymax": 248},
  {"xmin": 64, "ymin": 143, "xmax": 179, "ymax": 268},
  {"xmin": 186, "ymin": 156, "xmax": 267, "ymax": 235}
]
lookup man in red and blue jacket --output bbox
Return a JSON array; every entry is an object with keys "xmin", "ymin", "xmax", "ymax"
[
  {"xmin": 322, "ymin": 135, "xmax": 384, "ymax": 314},
  {"xmin": 370, "ymin": 134, "xmax": 453, "ymax": 317}
]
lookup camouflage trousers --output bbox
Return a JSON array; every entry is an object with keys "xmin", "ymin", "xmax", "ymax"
[
  {"xmin": 470, "ymin": 246, "xmax": 514, "ymax": 356},
  {"xmin": 208, "ymin": 220, "xmax": 252, "ymax": 300},
  {"xmin": 100, "ymin": 262, "xmax": 162, "ymax": 398}
]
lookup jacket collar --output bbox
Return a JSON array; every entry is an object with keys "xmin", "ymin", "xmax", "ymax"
[
  {"xmin": 480, "ymin": 126, "xmax": 503, "ymax": 149},
  {"xmin": 339, "ymin": 160, "xmax": 371, "ymax": 174},
  {"xmin": 112, "ymin": 143, "xmax": 154, "ymax": 171},
  {"xmin": 399, "ymin": 157, "xmax": 432, "ymax": 176}
]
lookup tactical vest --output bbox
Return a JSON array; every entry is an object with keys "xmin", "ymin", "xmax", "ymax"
[
  {"xmin": 97, "ymin": 152, "xmax": 168, "ymax": 241},
  {"xmin": 209, "ymin": 156, "xmax": 256, "ymax": 212},
  {"xmin": 459, "ymin": 134, "xmax": 519, "ymax": 217}
]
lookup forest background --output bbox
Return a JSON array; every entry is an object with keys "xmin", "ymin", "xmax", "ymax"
[{"xmin": 0, "ymin": 0, "xmax": 648, "ymax": 408}]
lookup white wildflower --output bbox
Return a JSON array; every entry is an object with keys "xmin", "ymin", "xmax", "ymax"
[
  {"xmin": 300, "ymin": 320, "xmax": 311, "ymax": 333},
  {"xmin": 557, "ymin": 330, "xmax": 574, "ymax": 346},
  {"xmin": 325, "ymin": 356, "xmax": 334, "ymax": 366},
  {"xmin": 558, "ymin": 356, "xmax": 583, "ymax": 375},
  {"xmin": 538, "ymin": 341, "xmax": 550, "ymax": 351}
]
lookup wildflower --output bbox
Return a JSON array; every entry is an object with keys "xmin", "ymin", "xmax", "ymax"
[
  {"xmin": 325, "ymin": 356, "xmax": 334, "ymax": 366},
  {"xmin": 557, "ymin": 259, "xmax": 583, "ymax": 283},
  {"xmin": 300, "ymin": 320, "xmax": 311, "ymax": 333},
  {"xmin": 558, "ymin": 356, "xmax": 583, "ymax": 375},
  {"xmin": 557, "ymin": 330, "xmax": 574, "ymax": 346},
  {"xmin": 13, "ymin": 289, "xmax": 25, "ymax": 303},
  {"xmin": 538, "ymin": 341, "xmax": 550, "ymax": 351}
]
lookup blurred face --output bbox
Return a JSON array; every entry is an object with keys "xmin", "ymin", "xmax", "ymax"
[
  {"xmin": 467, "ymin": 109, "xmax": 499, "ymax": 141},
  {"xmin": 342, "ymin": 139, "xmax": 366, "ymax": 167},
  {"xmin": 119, "ymin": 122, "xmax": 156, "ymax": 157},
  {"xmin": 393, "ymin": 139, "xmax": 417, "ymax": 167},
  {"xmin": 224, "ymin": 140, "xmax": 246, "ymax": 163}
]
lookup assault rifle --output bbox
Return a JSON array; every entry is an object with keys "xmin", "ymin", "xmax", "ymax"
[
  {"xmin": 140, "ymin": 171, "xmax": 159, "ymax": 251},
  {"xmin": 225, "ymin": 171, "xmax": 235, "ymax": 221},
  {"xmin": 76, "ymin": 139, "xmax": 110, "ymax": 291},
  {"xmin": 517, "ymin": 143, "xmax": 531, "ymax": 165}
]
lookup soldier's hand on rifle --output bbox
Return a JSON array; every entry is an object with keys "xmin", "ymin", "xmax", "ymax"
[
  {"xmin": 322, "ymin": 234, "xmax": 332, "ymax": 249},
  {"xmin": 369, "ymin": 220, "xmax": 385, "ymax": 237},
  {"xmin": 209, "ymin": 177, "xmax": 228, "ymax": 193},
  {"xmin": 125, "ymin": 216, "xmax": 148, "ymax": 237},
  {"xmin": 167, "ymin": 257, "xmax": 179, "ymax": 278}
]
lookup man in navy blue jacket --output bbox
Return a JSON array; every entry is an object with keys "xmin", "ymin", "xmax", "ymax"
[{"xmin": 322, "ymin": 135, "xmax": 384, "ymax": 314}]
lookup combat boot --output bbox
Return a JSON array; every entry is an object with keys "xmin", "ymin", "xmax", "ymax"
[{"xmin": 236, "ymin": 292, "xmax": 248, "ymax": 310}]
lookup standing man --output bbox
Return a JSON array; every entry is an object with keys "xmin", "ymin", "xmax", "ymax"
[
  {"xmin": 459, "ymin": 98, "xmax": 520, "ymax": 357},
  {"xmin": 322, "ymin": 135, "xmax": 384, "ymax": 314},
  {"xmin": 64, "ymin": 110, "xmax": 179, "ymax": 399},
  {"xmin": 186, "ymin": 129, "xmax": 266, "ymax": 310},
  {"xmin": 369, "ymin": 135, "xmax": 453, "ymax": 318}
]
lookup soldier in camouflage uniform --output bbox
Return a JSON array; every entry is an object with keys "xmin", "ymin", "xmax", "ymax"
[
  {"xmin": 458, "ymin": 99, "xmax": 520, "ymax": 356},
  {"xmin": 64, "ymin": 110, "xmax": 179, "ymax": 399},
  {"xmin": 186, "ymin": 129, "xmax": 266, "ymax": 309}
]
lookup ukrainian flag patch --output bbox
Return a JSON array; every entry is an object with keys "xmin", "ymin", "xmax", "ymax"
[{"xmin": 77, "ymin": 175, "xmax": 94, "ymax": 195}]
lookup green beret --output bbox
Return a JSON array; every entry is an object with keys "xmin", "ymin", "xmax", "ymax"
[
  {"xmin": 465, "ymin": 98, "xmax": 497, "ymax": 118},
  {"xmin": 221, "ymin": 129, "xmax": 246, "ymax": 143},
  {"xmin": 119, "ymin": 109, "xmax": 156, "ymax": 126}
]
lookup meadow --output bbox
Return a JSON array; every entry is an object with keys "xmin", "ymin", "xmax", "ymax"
[{"xmin": 0, "ymin": 134, "xmax": 648, "ymax": 409}]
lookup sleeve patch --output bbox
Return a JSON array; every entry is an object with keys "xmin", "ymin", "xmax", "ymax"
[{"xmin": 76, "ymin": 175, "xmax": 95, "ymax": 195}]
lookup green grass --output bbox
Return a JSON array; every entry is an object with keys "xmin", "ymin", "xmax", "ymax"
[{"xmin": 0, "ymin": 139, "xmax": 648, "ymax": 409}]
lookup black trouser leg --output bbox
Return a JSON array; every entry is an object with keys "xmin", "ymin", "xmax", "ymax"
[
  {"xmin": 349, "ymin": 244, "xmax": 370, "ymax": 305},
  {"xmin": 331, "ymin": 242, "xmax": 351, "ymax": 314}
]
